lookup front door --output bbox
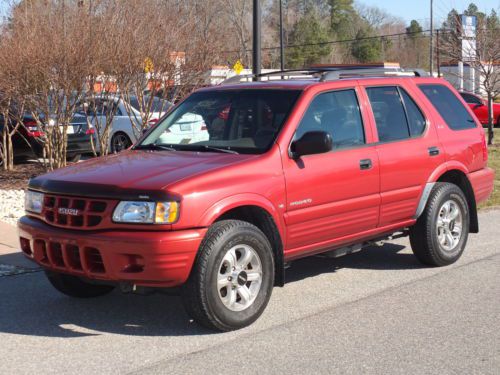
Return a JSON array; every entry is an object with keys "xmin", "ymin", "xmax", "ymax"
[{"xmin": 282, "ymin": 88, "xmax": 380, "ymax": 257}]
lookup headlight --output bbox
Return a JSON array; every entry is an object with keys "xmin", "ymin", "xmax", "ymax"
[
  {"xmin": 112, "ymin": 201, "xmax": 179, "ymax": 224},
  {"xmin": 25, "ymin": 191, "xmax": 44, "ymax": 213}
]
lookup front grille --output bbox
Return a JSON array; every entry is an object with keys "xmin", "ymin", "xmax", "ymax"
[
  {"xmin": 42, "ymin": 194, "xmax": 109, "ymax": 229},
  {"xmin": 33, "ymin": 239, "xmax": 106, "ymax": 274}
]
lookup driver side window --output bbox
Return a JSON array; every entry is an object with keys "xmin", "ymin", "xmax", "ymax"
[{"xmin": 295, "ymin": 89, "xmax": 365, "ymax": 149}]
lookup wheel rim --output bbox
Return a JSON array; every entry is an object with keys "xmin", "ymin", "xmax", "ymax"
[
  {"xmin": 112, "ymin": 134, "xmax": 130, "ymax": 152},
  {"xmin": 217, "ymin": 244, "xmax": 263, "ymax": 312},
  {"xmin": 436, "ymin": 199, "xmax": 463, "ymax": 251}
]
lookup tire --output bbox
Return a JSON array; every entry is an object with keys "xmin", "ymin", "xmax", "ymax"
[
  {"xmin": 45, "ymin": 270, "xmax": 115, "ymax": 298},
  {"xmin": 110, "ymin": 132, "xmax": 132, "ymax": 153},
  {"xmin": 409, "ymin": 182, "xmax": 470, "ymax": 267},
  {"xmin": 181, "ymin": 220, "xmax": 275, "ymax": 331},
  {"xmin": 66, "ymin": 154, "xmax": 81, "ymax": 163}
]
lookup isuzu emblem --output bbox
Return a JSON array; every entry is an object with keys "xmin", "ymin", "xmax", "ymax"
[{"xmin": 58, "ymin": 207, "xmax": 80, "ymax": 216}]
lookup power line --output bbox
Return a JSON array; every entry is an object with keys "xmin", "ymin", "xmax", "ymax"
[
  {"xmin": 221, "ymin": 29, "xmax": 435, "ymax": 54},
  {"xmin": 219, "ymin": 26, "xmax": 499, "ymax": 55}
]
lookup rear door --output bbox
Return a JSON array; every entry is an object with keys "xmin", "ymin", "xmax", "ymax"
[
  {"xmin": 282, "ymin": 87, "xmax": 380, "ymax": 255},
  {"xmin": 362, "ymin": 83, "xmax": 445, "ymax": 227}
]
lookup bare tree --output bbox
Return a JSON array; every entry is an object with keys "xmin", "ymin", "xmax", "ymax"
[
  {"xmin": 5, "ymin": 0, "xmax": 98, "ymax": 170},
  {"xmin": 440, "ymin": 18, "xmax": 500, "ymax": 144}
]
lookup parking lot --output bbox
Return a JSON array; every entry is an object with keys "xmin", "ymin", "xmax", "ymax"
[{"xmin": 1, "ymin": 209, "xmax": 499, "ymax": 374}]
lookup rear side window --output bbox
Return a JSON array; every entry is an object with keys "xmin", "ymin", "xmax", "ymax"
[
  {"xmin": 419, "ymin": 84, "xmax": 476, "ymax": 130},
  {"xmin": 367, "ymin": 86, "xmax": 426, "ymax": 142},
  {"xmin": 295, "ymin": 89, "xmax": 365, "ymax": 149}
]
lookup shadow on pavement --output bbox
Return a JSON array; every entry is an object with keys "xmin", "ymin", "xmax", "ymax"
[
  {"xmin": 286, "ymin": 243, "xmax": 423, "ymax": 283},
  {"xmin": 0, "ymin": 243, "xmax": 422, "ymax": 338}
]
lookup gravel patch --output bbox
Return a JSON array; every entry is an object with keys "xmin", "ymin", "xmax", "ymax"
[
  {"xmin": 0, "ymin": 189, "xmax": 25, "ymax": 226},
  {"xmin": 0, "ymin": 264, "xmax": 40, "ymax": 277}
]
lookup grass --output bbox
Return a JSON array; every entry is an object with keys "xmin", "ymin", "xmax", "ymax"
[{"xmin": 479, "ymin": 145, "xmax": 500, "ymax": 209}]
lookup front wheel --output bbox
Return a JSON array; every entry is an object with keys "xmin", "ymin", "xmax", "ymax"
[
  {"xmin": 110, "ymin": 132, "xmax": 132, "ymax": 153},
  {"xmin": 181, "ymin": 220, "xmax": 275, "ymax": 331},
  {"xmin": 45, "ymin": 270, "xmax": 115, "ymax": 298},
  {"xmin": 410, "ymin": 182, "xmax": 470, "ymax": 266}
]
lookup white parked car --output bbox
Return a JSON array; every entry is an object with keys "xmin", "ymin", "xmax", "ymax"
[
  {"xmin": 157, "ymin": 112, "xmax": 210, "ymax": 145},
  {"xmin": 80, "ymin": 95, "xmax": 173, "ymax": 153}
]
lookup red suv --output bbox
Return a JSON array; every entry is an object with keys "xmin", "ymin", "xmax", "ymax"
[{"xmin": 18, "ymin": 68, "xmax": 494, "ymax": 331}]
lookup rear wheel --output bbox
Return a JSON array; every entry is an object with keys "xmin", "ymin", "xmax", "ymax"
[
  {"xmin": 110, "ymin": 132, "xmax": 132, "ymax": 153},
  {"xmin": 45, "ymin": 270, "xmax": 115, "ymax": 298},
  {"xmin": 181, "ymin": 220, "xmax": 274, "ymax": 331},
  {"xmin": 410, "ymin": 182, "xmax": 469, "ymax": 266}
]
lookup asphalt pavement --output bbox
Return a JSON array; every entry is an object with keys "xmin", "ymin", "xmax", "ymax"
[{"xmin": 0, "ymin": 210, "xmax": 499, "ymax": 375}]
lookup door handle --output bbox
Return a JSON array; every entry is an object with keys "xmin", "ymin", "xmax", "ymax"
[
  {"xmin": 359, "ymin": 159, "xmax": 372, "ymax": 170},
  {"xmin": 428, "ymin": 146, "xmax": 440, "ymax": 156}
]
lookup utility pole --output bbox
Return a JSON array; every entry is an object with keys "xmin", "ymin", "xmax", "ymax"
[
  {"xmin": 279, "ymin": 0, "xmax": 284, "ymax": 71},
  {"xmin": 436, "ymin": 28, "xmax": 440, "ymax": 76},
  {"xmin": 252, "ymin": 0, "xmax": 262, "ymax": 81},
  {"xmin": 430, "ymin": 0, "xmax": 434, "ymax": 75}
]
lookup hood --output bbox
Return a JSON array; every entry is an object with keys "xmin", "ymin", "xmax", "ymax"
[{"xmin": 29, "ymin": 150, "xmax": 256, "ymax": 200}]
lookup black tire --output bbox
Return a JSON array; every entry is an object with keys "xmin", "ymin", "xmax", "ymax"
[
  {"xmin": 181, "ymin": 220, "xmax": 275, "ymax": 332},
  {"xmin": 45, "ymin": 270, "xmax": 115, "ymax": 298},
  {"xmin": 410, "ymin": 182, "xmax": 470, "ymax": 267},
  {"xmin": 110, "ymin": 132, "xmax": 132, "ymax": 153},
  {"xmin": 66, "ymin": 154, "xmax": 81, "ymax": 163}
]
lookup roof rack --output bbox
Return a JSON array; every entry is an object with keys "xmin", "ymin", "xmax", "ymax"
[{"xmin": 219, "ymin": 66, "xmax": 429, "ymax": 85}]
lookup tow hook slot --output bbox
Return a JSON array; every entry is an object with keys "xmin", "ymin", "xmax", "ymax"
[
  {"xmin": 119, "ymin": 282, "xmax": 156, "ymax": 295},
  {"xmin": 119, "ymin": 282, "xmax": 137, "ymax": 293}
]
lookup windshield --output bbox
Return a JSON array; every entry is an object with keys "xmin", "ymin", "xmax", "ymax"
[{"xmin": 138, "ymin": 89, "xmax": 301, "ymax": 154}]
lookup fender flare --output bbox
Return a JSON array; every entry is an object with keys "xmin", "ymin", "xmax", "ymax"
[
  {"xmin": 198, "ymin": 193, "xmax": 286, "ymax": 242},
  {"xmin": 415, "ymin": 161, "xmax": 472, "ymax": 220}
]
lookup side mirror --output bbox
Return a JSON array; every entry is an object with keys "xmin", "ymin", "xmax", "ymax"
[
  {"xmin": 291, "ymin": 131, "xmax": 332, "ymax": 158},
  {"xmin": 474, "ymin": 103, "xmax": 484, "ymax": 109}
]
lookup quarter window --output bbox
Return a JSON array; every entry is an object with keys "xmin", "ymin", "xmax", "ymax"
[
  {"xmin": 295, "ymin": 89, "xmax": 365, "ymax": 149},
  {"xmin": 419, "ymin": 84, "xmax": 476, "ymax": 130},
  {"xmin": 400, "ymin": 90, "xmax": 426, "ymax": 137}
]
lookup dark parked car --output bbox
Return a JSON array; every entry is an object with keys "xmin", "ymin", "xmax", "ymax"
[{"xmin": 0, "ymin": 113, "xmax": 94, "ymax": 164}]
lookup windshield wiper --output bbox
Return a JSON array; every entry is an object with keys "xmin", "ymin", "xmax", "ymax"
[
  {"xmin": 134, "ymin": 144, "xmax": 177, "ymax": 151},
  {"xmin": 198, "ymin": 145, "xmax": 239, "ymax": 154}
]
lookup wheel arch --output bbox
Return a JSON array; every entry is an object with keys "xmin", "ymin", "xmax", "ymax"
[
  {"xmin": 199, "ymin": 197, "xmax": 285, "ymax": 287},
  {"xmin": 433, "ymin": 169, "xmax": 478, "ymax": 233}
]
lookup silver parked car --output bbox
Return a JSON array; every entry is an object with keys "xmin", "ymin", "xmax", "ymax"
[{"xmin": 79, "ymin": 95, "xmax": 173, "ymax": 153}]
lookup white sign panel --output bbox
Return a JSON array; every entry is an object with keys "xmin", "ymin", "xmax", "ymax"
[
  {"xmin": 462, "ymin": 39, "xmax": 476, "ymax": 61},
  {"xmin": 461, "ymin": 15, "xmax": 477, "ymax": 38}
]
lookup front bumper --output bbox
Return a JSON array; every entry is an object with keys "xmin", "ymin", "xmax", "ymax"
[{"xmin": 18, "ymin": 216, "xmax": 207, "ymax": 287}]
